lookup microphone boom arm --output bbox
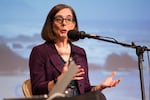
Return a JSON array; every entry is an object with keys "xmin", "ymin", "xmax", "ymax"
[
  {"xmin": 87, "ymin": 35, "xmax": 150, "ymax": 51},
  {"xmin": 85, "ymin": 34, "xmax": 149, "ymax": 100}
]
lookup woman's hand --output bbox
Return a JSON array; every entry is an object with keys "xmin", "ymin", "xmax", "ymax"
[
  {"xmin": 73, "ymin": 65, "xmax": 85, "ymax": 80},
  {"xmin": 48, "ymin": 62, "xmax": 70, "ymax": 91},
  {"xmin": 96, "ymin": 72, "xmax": 121, "ymax": 91},
  {"xmin": 58, "ymin": 63, "xmax": 85, "ymax": 81},
  {"xmin": 57, "ymin": 62, "xmax": 69, "ymax": 80}
]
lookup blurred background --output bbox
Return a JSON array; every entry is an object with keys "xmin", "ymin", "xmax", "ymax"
[{"xmin": 0, "ymin": 0, "xmax": 150, "ymax": 100}]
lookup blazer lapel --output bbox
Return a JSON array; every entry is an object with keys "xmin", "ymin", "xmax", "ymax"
[
  {"xmin": 46, "ymin": 42, "xmax": 64, "ymax": 72},
  {"xmin": 50, "ymin": 54, "xmax": 64, "ymax": 72},
  {"xmin": 71, "ymin": 44, "xmax": 82, "ymax": 65}
]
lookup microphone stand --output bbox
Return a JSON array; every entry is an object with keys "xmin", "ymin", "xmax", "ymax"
[{"xmin": 85, "ymin": 35, "xmax": 150, "ymax": 100}]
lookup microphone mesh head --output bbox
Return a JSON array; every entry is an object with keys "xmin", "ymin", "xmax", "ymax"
[{"xmin": 68, "ymin": 30, "xmax": 80, "ymax": 41}]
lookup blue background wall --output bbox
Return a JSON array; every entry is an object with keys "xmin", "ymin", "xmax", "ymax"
[{"xmin": 0, "ymin": 0, "xmax": 150, "ymax": 100}]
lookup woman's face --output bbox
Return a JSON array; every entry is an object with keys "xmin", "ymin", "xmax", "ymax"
[{"xmin": 53, "ymin": 8, "xmax": 76, "ymax": 41}]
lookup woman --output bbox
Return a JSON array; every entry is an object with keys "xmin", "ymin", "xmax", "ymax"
[{"xmin": 29, "ymin": 4, "xmax": 121, "ymax": 97}]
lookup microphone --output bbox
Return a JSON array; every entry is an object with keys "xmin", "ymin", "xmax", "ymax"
[{"xmin": 68, "ymin": 30, "xmax": 97, "ymax": 41}]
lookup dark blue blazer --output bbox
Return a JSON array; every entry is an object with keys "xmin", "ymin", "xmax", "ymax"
[{"xmin": 29, "ymin": 41, "xmax": 93, "ymax": 95}]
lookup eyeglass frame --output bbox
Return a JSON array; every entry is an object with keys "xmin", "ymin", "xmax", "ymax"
[{"xmin": 53, "ymin": 16, "xmax": 75, "ymax": 24}]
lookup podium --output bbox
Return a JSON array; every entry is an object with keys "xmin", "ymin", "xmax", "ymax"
[
  {"xmin": 52, "ymin": 91, "xmax": 106, "ymax": 100},
  {"xmin": 4, "ymin": 91, "xmax": 106, "ymax": 100}
]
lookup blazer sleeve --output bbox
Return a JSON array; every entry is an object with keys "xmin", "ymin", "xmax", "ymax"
[{"xmin": 29, "ymin": 46, "xmax": 49, "ymax": 95}]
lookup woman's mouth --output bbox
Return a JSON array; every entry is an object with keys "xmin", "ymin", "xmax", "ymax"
[{"xmin": 60, "ymin": 30, "xmax": 67, "ymax": 33}]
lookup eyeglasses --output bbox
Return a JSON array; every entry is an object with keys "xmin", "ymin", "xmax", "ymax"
[{"xmin": 54, "ymin": 16, "xmax": 74, "ymax": 24}]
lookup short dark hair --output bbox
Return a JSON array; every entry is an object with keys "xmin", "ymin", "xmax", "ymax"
[{"xmin": 41, "ymin": 4, "xmax": 78, "ymax": 42}]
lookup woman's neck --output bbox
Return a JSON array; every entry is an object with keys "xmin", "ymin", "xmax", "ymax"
[
  {"xmin": 55, "ymin": 38, "xmax": 68, "ymax": 47},
  {"xmin": 55, "ymin": 41, "xmax": 71, "ymax": 62},
  {"xmin": 55, "ymin": 41, "xmax": 68, "ymax": 48}
]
